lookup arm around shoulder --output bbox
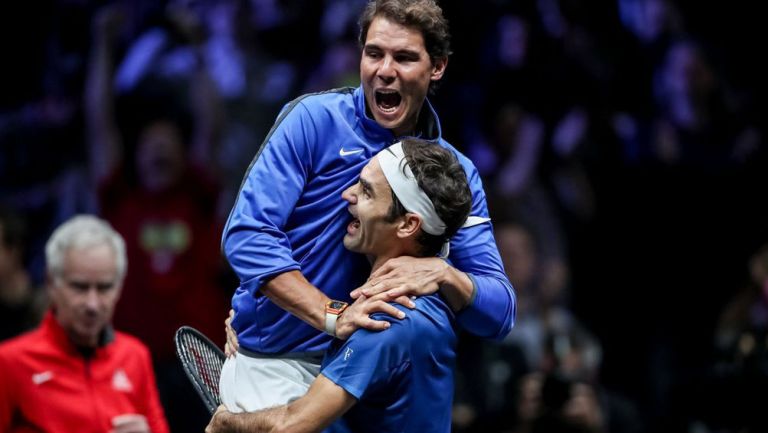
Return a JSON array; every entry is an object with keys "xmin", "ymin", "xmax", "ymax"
[
  {"xmin": 449, "ymin": 164, "xmax": 517, "ymax": 339},
  {"xmin": 455, "ymin": 271, "xmax": 516, "ymax": 340}
]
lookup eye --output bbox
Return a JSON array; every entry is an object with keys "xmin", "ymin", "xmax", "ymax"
[
  {"xmin": 360, "ymin": 183, "xmax": 373, "ymax": 198},
  {"xmin": 68, "ymin": 281, "xmax": 90, "ymax": 292},
  {"xmin": 364, "ymin": 49, "xmax": 382, "ymax": 59},
  {"xmin": 395, "ymin": 52, "xmax": 419, "ymax": 63},
  {"xmin": 97, "ymin": 282, "xmax": 116, "ymax": 292}
]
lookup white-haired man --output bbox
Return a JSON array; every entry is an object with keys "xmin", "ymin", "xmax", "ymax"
[{"xmin": 0, "ymin": 215, "xmax": 169, "ymax": 433}]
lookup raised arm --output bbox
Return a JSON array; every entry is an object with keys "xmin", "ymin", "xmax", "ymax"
[
  {"xmin": 84, "ymin": 5, "xmax": 124, "ymax": 185},
  {"xmin": 165, "ymin": 6, "xmax": 224, "ymax": 173},
  {"xmin": 187, "ymin": 52, "xmax": 223, "ymax": 173},
  {"xmin": 205, "ymin": 375, "xmax": 355, "ymax": 433}
]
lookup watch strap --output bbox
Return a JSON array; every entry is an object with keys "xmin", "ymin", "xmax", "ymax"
[{"xmin": 324, "ymin": 311, "xmax": 340, "ymax": 337}]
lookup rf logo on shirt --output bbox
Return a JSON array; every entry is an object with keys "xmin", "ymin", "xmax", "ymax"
[{"xmin": 344, "ymin": 347, "xmax": 354, "ymax": 361}]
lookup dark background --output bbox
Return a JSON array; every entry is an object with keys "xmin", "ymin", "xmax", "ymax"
[{"xmin": 2, "ymin": 1, "xmax": 767, "ymax": 432}]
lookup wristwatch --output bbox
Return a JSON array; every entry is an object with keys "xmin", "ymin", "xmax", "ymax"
[{"xmin": 324, "ymin": 300, "xmax": 349, "ymax": 337}]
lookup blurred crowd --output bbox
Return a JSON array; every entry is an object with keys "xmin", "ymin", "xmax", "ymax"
[{"xmin": 1, "ymin": 0, "xmax": 766, "ymax": 432}]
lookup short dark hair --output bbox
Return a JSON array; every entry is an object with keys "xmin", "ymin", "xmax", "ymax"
[
  {"xmin": 358, "ymin": 0, "xmax": 452, "ymax": 65},
  {"xmin": 385, "ymin": 138, "xmax": 472, "ymax": 256}
]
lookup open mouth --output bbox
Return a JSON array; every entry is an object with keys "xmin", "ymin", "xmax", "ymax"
[
  {"xmin": 347, "ymin": 218, "xmax": 361, "ymax": 234},
  {"xmin": 375, "ymin": 89, "xmax": 402, "ymax": 113}
]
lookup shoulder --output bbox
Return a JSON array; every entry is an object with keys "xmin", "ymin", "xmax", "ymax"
[
  {"xmin": 268, "ymin": 87, "xmax": 357, "ymax": 140},
  {"xmin": 328, "ymin": 306, "xmax": 418, "ymax": 363},
  {"xmin": 286, "ymin": 87, "xmax": 356, "ymax": 113},
  {"xmin": 367, "ymin": 298, "xmax": 454, "ymax": 345},
  {"xmin": 439, "ymin": 139, "xmax": 489, "ymax": 215},
  {"xmin": 0, "ymin": 327, "xmax": 43, "ymax": 357},
  {"xmin": 0, "ymin": 328, "xmax": 47, "ymax": 380},
  {"xmin": 438, "ymin": 140, "xmax": 480, "ymax": 176},
  {"xmin": 112, "ymin": 331, "xmax": 152, "ymax": 359},
  {"xmin": 351, "ymin": 313, "xmax": 410, "ymax": 350}
]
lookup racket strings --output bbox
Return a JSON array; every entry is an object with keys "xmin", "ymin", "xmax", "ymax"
[{"xmin": 176, "ymin": 327, "xmax": 225, "ymax": 413}]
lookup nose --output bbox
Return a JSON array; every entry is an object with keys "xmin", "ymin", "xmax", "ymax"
[
  {"xmin": 377, "ymin": 56, "xmax": 396, "ymax": 83},
  {"xmin": 342, "ymin": 184, "xmax": 357, "ymax": 204},
  {"xmin": 83, "ymin": 288, "xmax": 101, "ymax": 312}
]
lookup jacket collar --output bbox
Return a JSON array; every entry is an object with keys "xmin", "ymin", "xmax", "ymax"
[{"xmin": 42, "ymin": 310, "xmax": 115, "ymax": 358}]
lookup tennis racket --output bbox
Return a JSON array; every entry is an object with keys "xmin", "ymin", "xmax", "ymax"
[{"xmin": 174, "ymin": 326, "xmax": 226, "ymax": 414}]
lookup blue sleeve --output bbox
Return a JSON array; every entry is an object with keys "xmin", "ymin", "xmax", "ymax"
[
  {"xmin": 321, "ymin": 321, "xmax": 406, "ymax": 399},
  {"xmin": 449, "ymin": 159, "xmax": 516, "ymax": 340},
  {"xmin": 222, "ymin": 100, "xmax": 316, "ymax": 295}
]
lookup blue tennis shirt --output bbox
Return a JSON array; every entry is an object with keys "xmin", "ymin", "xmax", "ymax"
[{"xmin": 321, "ymin": 295, "xmax": 456, "ymax": 433}]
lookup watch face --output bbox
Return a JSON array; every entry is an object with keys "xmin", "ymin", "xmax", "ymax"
[{"xmin": 329, "ymin": 301, "xmax": 346, "ymax": 310}]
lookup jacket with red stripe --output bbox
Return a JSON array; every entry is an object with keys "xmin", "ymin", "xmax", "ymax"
[{"xmin": 0, "ymin": 311, "xmax": 169, "ymax": 433}]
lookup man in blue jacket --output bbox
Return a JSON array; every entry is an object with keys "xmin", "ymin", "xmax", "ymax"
[
  {"xmin": 219, "ymin": 0, "xmax": 516, "ymax": 412},
  {"xmin": 210, "ymin": 139, "xmax": 472, "ymax": 432}
]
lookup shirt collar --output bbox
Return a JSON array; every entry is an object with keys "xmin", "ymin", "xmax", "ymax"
[{"xmin": 42, "ymin": 310, "xmax": 115, "ymax": 358}]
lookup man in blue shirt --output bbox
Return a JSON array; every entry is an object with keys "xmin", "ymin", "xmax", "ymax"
[
  {"xmin": 209, "ymin": 139, "xmax": 470, "ymax": 432},
  {"xmin": 219, "ymin": 0, "xmax": 516, "ymax": 412}
]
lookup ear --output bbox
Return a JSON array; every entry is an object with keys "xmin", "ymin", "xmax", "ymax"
[
  {"xmin": 396, "ymin": 213, "xmax": 422, "ymax": 240},
  {"xmin": 45, "ymin": 272, "xmax": 56, "ymax": 291},
  {"xmin": 430, "ymin": 56, "xmax": 448, "ymax": 81},
  {"xmin": 45, "ymin": 272, "xmax": 59, "ymax": 304},
  {"xmin": 113, "ymin": 280, "xmax": 125, "ymax": 299}
]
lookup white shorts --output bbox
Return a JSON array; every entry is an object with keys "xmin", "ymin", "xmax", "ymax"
[{"xmin": 219, "ymin": 349, "xmax": 323, "ymax": 412}]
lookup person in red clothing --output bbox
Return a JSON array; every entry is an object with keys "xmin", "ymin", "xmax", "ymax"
[
  {"xmin": 0, "ymin": 215, "xmax": 169, "ymax": 433},
  {"xmin": 85, "ymin": 6, "xmax": 231, "ymax": 431},
  {"xmin": 85, "ymin": 4, "xmax": 230, "ymax": 365}
]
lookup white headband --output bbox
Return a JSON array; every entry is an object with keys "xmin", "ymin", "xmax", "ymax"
[{"xmin": 378, "ymin": 142, "xmax": 447, "ymax": 236}]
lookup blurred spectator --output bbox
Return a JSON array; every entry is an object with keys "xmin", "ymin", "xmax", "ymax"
[
  {"xmin": 612, "ymin": 0, "xmax": 685, "ymax": 108},
  {"xmin": 617, "ymin": 0, "xmax": 683, "ymax": 46},
  {"xmin": 467, "ymin": 12, "xmax": 547, "ymax": 179},
  {"xmin": 693, "ymin": 242, "xmax": 768, "ymax": 432},
  {"xmin": 498, "ymin": 220, "xmax": 572, "ymax": 372},
  {"xmin": 485, "ymin": 103, "xmax": 546, "ymax": 198},
  {"xmin": 85, "ymin": 4, "xmax": 230, "ymax": 431},
  {"xmin": 0, "ymin": 76, "xmax": 90, "ymax": 284},
  {"xmin": 452, "ymin": 219, "xmax": 571, "ymax": 432},
  {"xmin": 715, "ymin": 243, "xmax": 768, "ymax": 351},
  {"xmin": 547, "ymin": 107, "xmax": 596, "ymax": 221},
  {"xmin": 302, "ymin": 39, "xmax": 360, "ymax": 93},
  {"xmin": 455, "ymin": 213, "xmax": 641, "ymax": 433},
  {"xmin": 0, "ymin": 215, "xmax": 169, "ymax": 433},
  {"xmin": 0, "ymin": 208, "xmax": 46, "ymax": 341},
  {"xmin": 615, "ymin": 37, "xmax": 761, "ymax": 168},
  {"xmin": 514, "ymin": 325, "xmax": 641, "ymax": 433}
]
